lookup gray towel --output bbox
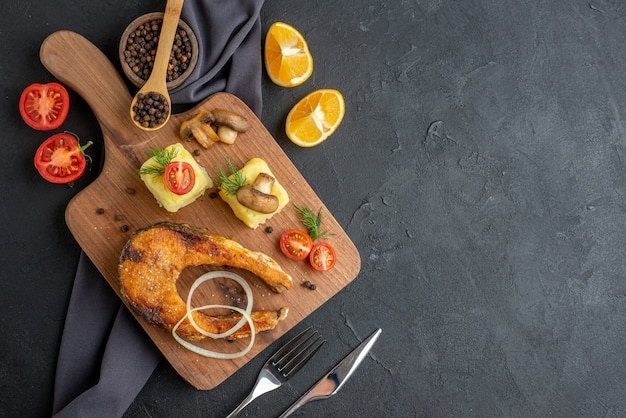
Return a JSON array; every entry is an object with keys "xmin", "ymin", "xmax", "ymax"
[{"xmin": 171, "ymin": 0, "xmax": 264, "ymax": 116}]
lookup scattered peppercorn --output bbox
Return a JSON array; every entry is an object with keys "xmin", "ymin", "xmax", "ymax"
[
  {"xmin": 209, "ymin": 191, "xmax": 218, "ymax": 199},
  {"xmin": 124, "ymin": 19, "xmax": 193, "ymax": 83},
  {"xmin": 132, "ymin": 92, "xmax": 169, "ymax": 128},
  {"xmin": 126, "ymin": 187, "xmax": 136, "ymax": 195},
  {"xmin": 96, "ymin": 208, "xmax": 105, "ymax": 215},
  {"xmin": 265, "ymin": 226, "xmax": 273, "ymax": 233},
  {"xmin": 121, "ymin": 224, "xmax": 130, "ymax": 232},
  {"xmin": 302, "ymin": 280, "xmax": 317, "ymax": 290}
]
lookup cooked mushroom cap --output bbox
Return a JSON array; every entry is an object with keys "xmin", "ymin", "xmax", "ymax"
[
  {"xmin": 236, "ymin": 185, "xmax": 279, "ymax": 214},
  {"xmin": 211, "ymin": 108, "xmax": 250, "ymax": 132}
]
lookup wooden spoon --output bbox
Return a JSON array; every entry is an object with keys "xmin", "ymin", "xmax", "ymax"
[{"xmin": 129, "ymin": 0, "xmax": 184, "ymax": 131}]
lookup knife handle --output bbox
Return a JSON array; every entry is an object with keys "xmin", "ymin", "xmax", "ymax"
[
  {"xmin": 278, "ymin": 395, "xmax": 314, "ymax": 417},
  {"xmin": 280, "ymin": 328, "xmax": 382, "ymax": 417},
  {"xmin": 278, "ymin": 380, "xmax": 334, "ymax": 417}
]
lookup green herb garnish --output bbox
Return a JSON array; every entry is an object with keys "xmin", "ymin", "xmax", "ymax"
[
  {"xmin": 294, "ymin": 204, "xmax": 329, "ymax": 241},
  {"xmin": 218, "ymin": 160, "xmax": 247, "ymax": 195},
  {"xmin": 138, "ymin": 147, "xmax": 177, "ymax": 177}
]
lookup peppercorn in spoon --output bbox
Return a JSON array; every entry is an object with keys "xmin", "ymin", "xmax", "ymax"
[{"xmin": 129, "ymin": 0, "xmax": 183, "ymax": 130}]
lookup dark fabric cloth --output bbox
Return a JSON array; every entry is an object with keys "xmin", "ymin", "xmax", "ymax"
[
  {"xmin": 52, "ymin": 1, "xmax": 265, "ymax": 416},
  {"xmin": 51, "ymin": 254, "xmax": 160, "ymax": 418},
  {"xmin": 170, "ymin": 0, "xmax": 264, "ymax": 116}
]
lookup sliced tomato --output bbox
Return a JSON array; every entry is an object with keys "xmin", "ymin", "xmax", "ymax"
[
  {"xmin": 279, "ymin": 229, "xmax": 313, "ymax": 260},
  {"xmin": 20, "ymin": 82, "xmax": 70, "ymax": 131},
  {"xmin": 309, "ymin": 242, "xmax": 336, "ymax": 271},
  {"xmin": 34, "ymin": 132, "xmax": 92, "ymax": 184},
  {"xmin": 164, "ymin": 161, "xmax": 195, "ymax": 195}
]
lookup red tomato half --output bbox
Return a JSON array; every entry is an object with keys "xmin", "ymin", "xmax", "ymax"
[
  {"xmin": 34, "ymin": 133, "xmax": 92, "ymax": 184},
  {"xmin": 279, "ymin": 230, "xmax": 313, "ymax": 261},
  {"xmin": 309, "ymin": 242, "xmax": 336, "ymax": 271},
  {"xmin": 164, "ymin": 161, "xmax": 195, "ymax": 195},
  {"xmin": 19, "ymin": 82, "xmax": 70, "ymax": 130}
]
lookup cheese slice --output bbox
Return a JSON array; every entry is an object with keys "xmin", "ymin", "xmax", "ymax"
[
  {"xmin": 140, "ymin": 143, "xmax": 213, "ymax": 212},
  {"xmin": 219, "ymin": 158, "xmax": 289, "ymax": 229}
]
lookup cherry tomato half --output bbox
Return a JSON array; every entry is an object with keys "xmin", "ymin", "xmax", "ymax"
[
  {"xmin": 19, "ymin": 82, "xmax": 70, "ymax": 131},
  {"xmin": 164, "ymin": 161, "xmax": 195, "ymax": 195},
  {"xmin": 279, "ymin": 230, "xmax": 313, "ymax": 261},
  {"xmin": 34, "ymin": 132, "xmax": 92, "ymax": 184},
  {"xmin": 309, "ymin": 242, "xmax": 336, "ymax": 271}
]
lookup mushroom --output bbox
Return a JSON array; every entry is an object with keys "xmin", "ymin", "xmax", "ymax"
[
  {"xmin": 179, "ymin": 110, "xmax": 220, "ymax": 148},
  {"xmin": 211, "ymin": 108, "xmax": 250, "ymax": 132},
  {"xmin": 236, "ymin": 172, "xmax": 279, "ymax": 214},
  {"xmin": 210, "ymin": 108, "xmax": 250, "ymax": 144},
  {"xmin": 180, "ymin": 108, "xmax": 251, "ymax": 148},
  {"xmin": 216, "ymin": 125, "xmax": 238, "ymax": 145}
]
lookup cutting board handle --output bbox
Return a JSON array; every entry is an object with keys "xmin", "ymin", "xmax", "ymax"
[{"xmin": 40, "ymin": 30, "xmax": 138, "ymax": 147}]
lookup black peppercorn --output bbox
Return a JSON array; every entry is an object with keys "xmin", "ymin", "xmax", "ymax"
[
  {"xmin": 132, "ymin": 91, "xmax": 169, "ymax": 128},
  {"xmin": 124, "ymin": 18, "xmax": 193, "ymax": 83},
  {"xmin": 302, "ymin": 281, "xmax": 317, "ymax": 290}
]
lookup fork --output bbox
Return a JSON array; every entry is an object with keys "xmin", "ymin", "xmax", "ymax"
[{"xmin": 225, "ymin": 327, "xmax": 324, "ymax": 417}]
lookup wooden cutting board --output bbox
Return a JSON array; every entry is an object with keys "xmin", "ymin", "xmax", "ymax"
[{"xmin": 40, "ymin": 30, "xmax": 360, "ymax": 390}]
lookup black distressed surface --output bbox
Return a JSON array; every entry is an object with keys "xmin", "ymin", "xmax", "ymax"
[{"xmin": 1, "ymin": 0, "xmax": 625, "ymax": 416}]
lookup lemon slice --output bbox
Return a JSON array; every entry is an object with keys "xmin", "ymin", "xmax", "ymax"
[
  {"xmin": 264, "ymin": 22, "xmax": 313, "ymax": 88},
  {"xmin": 285, "ymin": 89, "xmax": 345, "ymax": 147}
]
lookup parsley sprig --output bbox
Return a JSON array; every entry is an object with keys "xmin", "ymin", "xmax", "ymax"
[
  {"xmin": 218, "ymin": 160, "xmax": 247, "ymax": 195},
  {"xmin": 295, "ymin": 204, "xmax": 329, "ymax": 241},
  {"xmin": 138, "ymin": 147, "xmax": 177, "ymax": 177}
]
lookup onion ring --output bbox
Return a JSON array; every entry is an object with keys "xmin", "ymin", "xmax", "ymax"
[{"xmin": 172, "ymin": 271, "xmax": 256, "ymax": 358}]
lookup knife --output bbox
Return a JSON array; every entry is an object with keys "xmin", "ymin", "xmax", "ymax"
[{"xmin": 279, "ymin": 328, "xmax": 382, "ymax": 417}]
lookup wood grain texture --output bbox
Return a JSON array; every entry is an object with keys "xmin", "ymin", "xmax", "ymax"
[{"xmin": 40, "ymin": 30, "xmax": 360, "ymax": 390}]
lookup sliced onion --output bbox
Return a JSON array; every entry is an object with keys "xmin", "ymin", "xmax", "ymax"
[
  {"xmin": 172, "ymin": 305, "xmax": 255, "ymax": 359},
  {"xmin": 172, "ymin": 270, "xmax": 256, "ymax": 359},
  {"xmin": 186, "ymin": 271, "xmax": 253, "ymax": 339}
]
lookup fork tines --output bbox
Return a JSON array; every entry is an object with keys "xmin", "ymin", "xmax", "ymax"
[{"xmin": 272, "ymin": 327, "xmax": 325, "ymax": 378}]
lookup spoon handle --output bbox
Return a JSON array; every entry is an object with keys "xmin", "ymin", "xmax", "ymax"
[{"xmin": 150, "ymin": 0, "xmax": 185, "ymax": 89}]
